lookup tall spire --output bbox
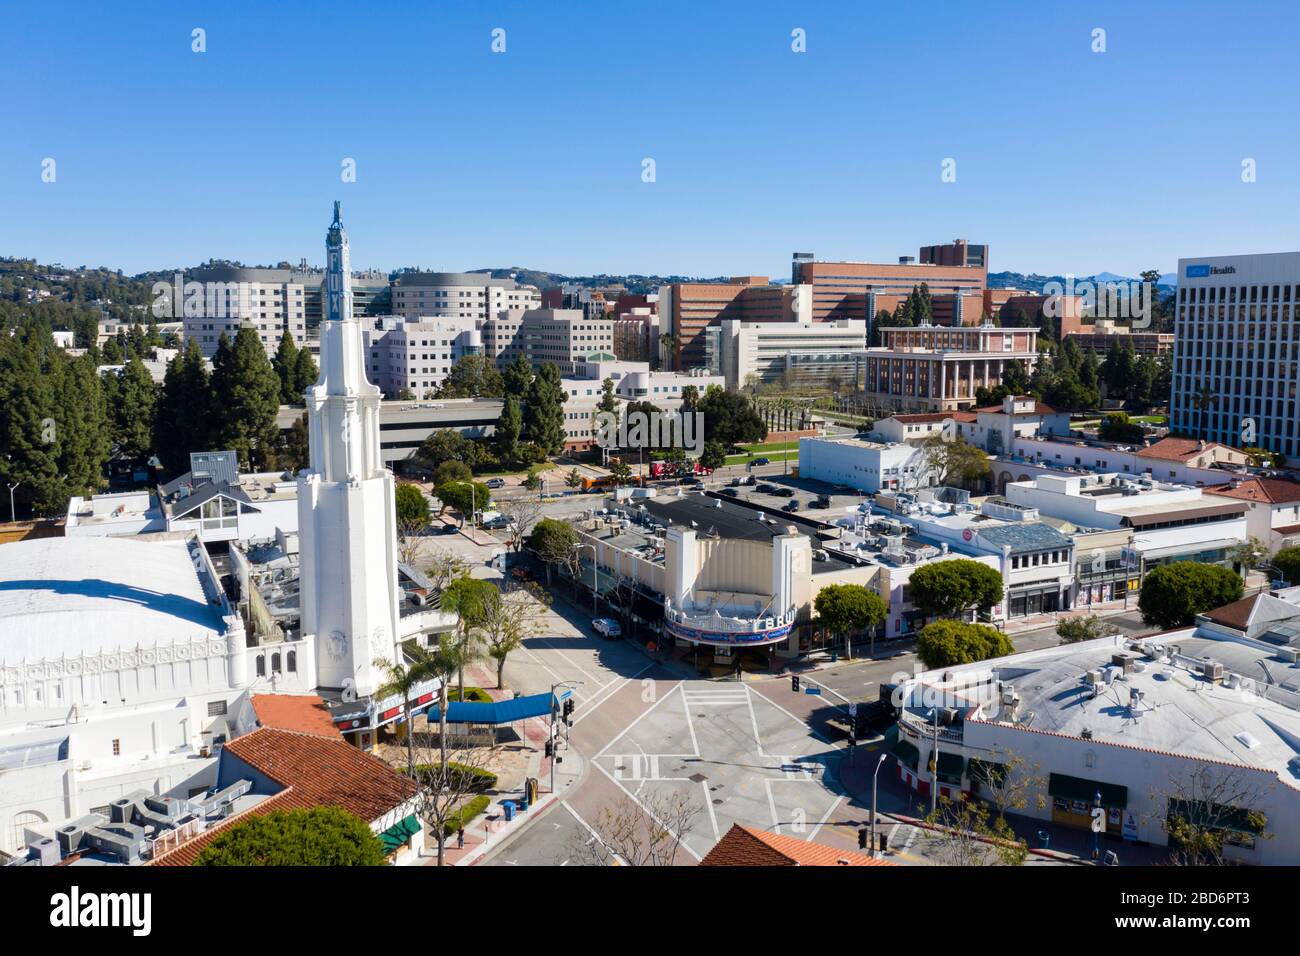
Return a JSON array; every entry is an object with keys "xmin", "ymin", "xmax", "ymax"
[{"xmin": 325, "ymin": 199, "xmax": 352, "ymax": 323}]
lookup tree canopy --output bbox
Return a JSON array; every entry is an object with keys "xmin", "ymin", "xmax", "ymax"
[
  {"xmin": 1138, "ymin": 562, "xmax": 1243, "ymax": 630},
  {"xmin": 814, "ymin": 584, "xmax": 886, "ymax": 640},
  {"xmin": 916, "ymin": 620, "xmax": 1014, "ymax": 670},
  {"xmin": 193, "ymin": 806, "xmax": 386, "ymax": 866},
  {"xmin": 908, "ymin": 559, "xmax": 1004, "ymax": 619},
  {"xmin": 395, "ymin": 482, "xmax": 430, "ymax": 528}
]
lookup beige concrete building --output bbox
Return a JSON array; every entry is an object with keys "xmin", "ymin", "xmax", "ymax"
[{"xmin": 861, "ymin": 325, "xmax": 1039, "ymax": 412}]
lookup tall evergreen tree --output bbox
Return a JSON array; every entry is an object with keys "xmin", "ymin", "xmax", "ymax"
[
  {"xmin": 494, "ymin": 395, "xmax": 523, "ymax": 464},
  {"xmin": 272, "ymin": 330, "xmax": 300, "ymax": 404},
  {"xmin": 55, "ymin": 353, "xmax": 111, "ymax": 498},
  {"xmin": 155, "ymin": 339, "xmax": 216, "ymax": 476},
  {"xmin": 211, "ymin": 327, "xmax": 282, "ymax": 470},
  {"xmin": 0, "ymin": 322, "xmax": 63, "ymax": 515},
  {"xmin": 502, "ymin": 353, "xmax": 533, "ymax": 398},
  {"xmin": 523, "ymin": 362, "xmax": 567, "ymax": 455},
  {"xmin": 293, "ymin": 347, "xmax": 318, "ymax": 397},
  {"xmin": 112, "ymin": 355, "xmax": 159, "ymax": 459}
]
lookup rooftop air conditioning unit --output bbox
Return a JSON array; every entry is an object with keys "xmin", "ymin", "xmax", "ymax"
[
  {"xmin": 1085, "ymin": 669, "xmax": 1104, "ymax": 685},
  {"xmin": 1277, "ymin": 647, "xmax": 1300, "ymax": 664},
  {"xmin": 1199, "ymin": 659, "xmax": 1225, "ymax": 683}
]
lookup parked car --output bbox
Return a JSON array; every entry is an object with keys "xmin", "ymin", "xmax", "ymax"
[
  {"xmin": 439, "ymin": 523, "xmax": 460, "ymax": 535},
  {"xmin": 811, "ymin": 496, "xmax": 832, "ymax": 509},
  {"xmin": 592, "ymin": 618, "xmax": 622, "ymax": 638},
  {"xmin": 511, "ymin": 566, "xmax": 532, "ymax": 581},
  {"xmin": 482, "ymin": 515, "xmax": 512, "ymax": 530},
  {"xmin": 751, "ymin": 457, "xmax": 771, "ymax": 466},
  {"xmin": 756, "ymin": 483, "xmax": 778, "ymax": 494},
  {"xmin": 774, "ymin": 487, "xmax": 796, "ymax": 498},
  {"xmin": 681, "ymin": 476, "xmax": 703, "ymax": 486},
  {"xmin": 485, "ymin": 477, "xmax": 506, "ymax": 490},
  {"xmin": 782, "ymin": 500, "xmax": 800, "ymax": 513},
  {"xmin": 719, "ymin": 487, "xmax": 740, "ymax": 497}
]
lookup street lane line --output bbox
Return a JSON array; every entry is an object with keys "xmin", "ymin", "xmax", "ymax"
[
  {"xmin": 594, "ymin": 680, "xmax": 685, "ymax": 759},
  {"xmin": 744, "ymin": 685, "xmax": 766, "ymax": 758},
  {"xmin": 806, "ymin": 794, "xmax": 844, "ymax": 843},
  {"xmin": 591, "ymin": 760, "xmax": 703, "ymax": 861}
]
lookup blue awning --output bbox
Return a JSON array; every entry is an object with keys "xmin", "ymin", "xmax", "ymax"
[{"xmin": 426, "ymin": 691, "xmax": 560, "ymax": 725}]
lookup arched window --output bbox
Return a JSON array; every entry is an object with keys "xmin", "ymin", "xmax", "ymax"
[
  {"xmin": 256, "ymin": 656, "xmax": 266, "ymax": 678},
  {"xmin": 286, "ymin": 650, "xmax": 297, "ymax": 673},
  {"xmin": 271, "ymin": 653, "xmax": 281, "ymax": 674}
]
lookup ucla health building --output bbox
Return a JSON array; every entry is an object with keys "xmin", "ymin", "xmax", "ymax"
[{"xmin": 1170, "ymin": 251, "xmax": 1300, "ymax": 459}]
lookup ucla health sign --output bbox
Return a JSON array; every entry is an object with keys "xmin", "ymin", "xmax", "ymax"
[{"xmin": 1185, "ymin": 264, "xmax": 1237, "ymax": 278}]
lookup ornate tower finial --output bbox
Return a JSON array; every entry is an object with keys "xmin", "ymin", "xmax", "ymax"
[{"xmin": 332, "ymin": 199, "xmax": 342, "ymax": 225}]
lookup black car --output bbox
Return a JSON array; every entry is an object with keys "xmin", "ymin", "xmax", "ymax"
[
  {"xmin": 681, "ymin": 476, "xmax": 703, "ymax": 486},
  {"xmin": 440, "ymin": 523, "xmax": 460, "ymax": 535},
  {"xmin": 774, "ymin": 487, "xmax": 796, "ymax": 498},
  {"xmin": 756, "ymin": 483, "xmax": 777, "ymax": 494},
  {"xmin": 811, "ymin": 496, "xmax": 832, "ymax": 509},
  {"xmin": 782, "ymin": 500, "xmax": 800, "ymax": 512},
  {"xmin": 719, "ymin": 487, "xmax": 740, "ymax": 497}
]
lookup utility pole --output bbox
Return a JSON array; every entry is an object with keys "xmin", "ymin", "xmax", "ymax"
[
  {"xmin": 930, "ymin": 709, "xmax": 940, "ymax": 817},
  {"xmin": 871, "ymin": 752, "xmax": 887, "ymax": 856}
]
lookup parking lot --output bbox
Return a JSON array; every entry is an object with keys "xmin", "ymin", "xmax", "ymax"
[{"xmin": 706, "ymin": 474, "xmax": 868, "ymax": 526}]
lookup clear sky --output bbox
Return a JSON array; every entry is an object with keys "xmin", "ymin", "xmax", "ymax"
[{"xmin": 2, "ymin": 0, "xmax": 1298, "ymax": 279}]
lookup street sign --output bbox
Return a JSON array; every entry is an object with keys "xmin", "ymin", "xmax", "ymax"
[
  {"xmin": 847, "ymin": 703, "xmax": 858, "ymax": 717},
  {"xmin": 805, "ymin": 687, "xmax": 821, "ymax": 696}
]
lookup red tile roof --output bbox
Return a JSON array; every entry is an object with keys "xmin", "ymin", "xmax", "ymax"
[
  {"xmin": 1200, "ymin": 594, "xmax": 1261, "ymax": 631},
  {"xmin": 699, "ymin": 824, "xmax": 895, "ymax": 867},
  {"xmin": 892, "ymin": 411, "xmax": 977, "ymax": 425},
  {"xmin": 1135, "ymin": 437, "xmax": 1236, "ymax": 462},
  {"xmin": 1204, "ymin": 477, "xmax": 1300, "ymax": 505},
  {"xmin": 151, "ymin": 728, "xmax": 417, "ymax": 866},
  {"xmin": 974, "ymin": 401, "xmax": 1058, "ymax": 415},
  {"xmin": 250, "ymin": 693, "xmax": 341, "ymax": 739}
]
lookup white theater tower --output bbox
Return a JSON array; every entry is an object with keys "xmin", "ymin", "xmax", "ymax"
[{"xmin": 297, "ymin": 202, "xmax": 402, "ymax": 698}]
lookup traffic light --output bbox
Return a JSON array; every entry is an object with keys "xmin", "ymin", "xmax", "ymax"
[
  {"xmin": 853, "ymin": 709, "xmax": 869, "ymax": 740},
  {"xmin": 563, "ymin": 698, "xmax": 575, "ymax": 719},
  {"xmin": 791, "ymin": 675, "xmax": 800, "ymax": 693},
  {"xmin": 858, "ymin": 828, "xmax": 868, "ymax": 850},
  {"xmin": 545, "ymin": 740, "xmax": 554, "ymax": 758}
]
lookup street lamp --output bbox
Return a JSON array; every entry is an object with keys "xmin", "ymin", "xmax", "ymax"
[
  {"xmin": 929, "ymin": 708, "xmax": 941, "ymax": 817},
  {"xmin": 870, "ymin": 751, "xmax": 887, "ymax": 856},
  {"xmin": 7, "ymin": 480, "xmax": 20, "ymax": 524}
]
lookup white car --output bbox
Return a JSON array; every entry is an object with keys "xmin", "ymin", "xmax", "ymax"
[{"xmin": 592, "ymin": 618, "xmax": 622, "ymax": 638}]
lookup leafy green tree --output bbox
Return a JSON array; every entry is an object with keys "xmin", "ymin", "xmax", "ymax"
[
  {"xmin": 1056, "ymin": 614, "xmax": 1110, "ymax": 644},
  {"xmin": 920, "ymin": 434, "xmax": 990, "ymax": 488},
  {"xmin": 293, "ymin": 347, "xmax": 318, "ymax": 397},
  {"xmin": 276, "ymin": 412, "xmax": 310, "ymax": 472},
  {"xmin": 609, "ymin": 460, "xmax": 633, "ymax": 484},
  {"xmin": 56, "ymin": 353, "xmax": 111, "ymax": 499},
  {"xmin": 908, "ymin": 559, "xmax": 1004, "ymax": 619},
  {"xmin": 211, "ymin": 328, "xmax": 281, "ymax": 470},
  {"xmin": 395, "ymin": 481, "xmax": 431, "ymax": 528},
  {"xmin": 433, "ymin": 459, "xmax": 472, "ymax": 488},
  {"xmin": 155, "ymin": 339, "xmax": 215, "ymax": 476},
  {"xmin": 193, "ymin": 806, "xmax": 385, "ymax": 866},
  {"xmin": 698, "ymin": 386, "xmax": 766, "ymax": 449},
  {"xmin": 373, "ymin": 643, "xmax": 439, "ymax": 772},
  {"xmin": 271, "ymin": 330, "xmax": 300, "ymax": 404},
  {"xmin": 437, "ymin": 355, "xmax": 504, "ymax": 399},
  {"xmin": 1271, "ymin": 547, "xmax": 1300, "ymax": 587},
  {"xmin": 494, "ymin": 395, "xmax": 522, "ymax": 465},
  {"xmin": 700, "ymin": 440, "xmax": 728, "ymax": 472},
  {"xmin": 1138, "ymin": 562, "xmax": 1243, "ymax": 630},
  {"xmin": 1099, "ymin": 412, "xmax": 1144, "ymax": 444},
  {"xmin": 439, "ymin": 575, "xmax": 498, "ymax": 695},
  {"xmin": 1002, "ymin": 359, "xmax": 1031, "ymax": 395},
  {"xmin": 523, "ymin": 362, "xmax": 567, "ymax": 455},
  {"xmin": 417, "ymin": 429, "xmax": 476, "ymax": 470},
  {"xmin": 0, "ymin": 324, "xmax": 67, "ymax": 515},
  {"xmin": 916, "ymin": 620, "xmax": 1014, "ymax": 670},
  {"xmin": 526, "ymin": 517, "xmax": 579, "ymax": 586},
  {"xmin": 814, "ymin": 583, "xmax": 887, "ymax": 657},
  {"xmin": 438, "ymin": 480, "xmax": 490, "ymax": 526}
]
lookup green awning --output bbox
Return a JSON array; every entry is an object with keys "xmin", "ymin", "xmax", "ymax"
[
  {"xmin": 1049, "ymin": 772, "xmax": 1128, "ymax": 809},
  {"xmin": 936, "ymin": 751, "xmax": 965, "ymax": 783},
  {"xmin": 968, "ymin": 759, "xmax": 1006, "ymax": 785},
  {"xmin": 379, "ymin": 813, "xmax": 422, "ymax": 853},
  {"xmin": 891, "ymin": 738, "xmax": 919, "ymax": 769},
  {"xmin": 1167, "ymin": 798, "xmax": 1265, "ymax": 835}
]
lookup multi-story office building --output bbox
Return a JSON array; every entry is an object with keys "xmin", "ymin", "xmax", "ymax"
[
  {"xmin": 612, "ymin": 308, "xmax": 660, "ymax": 364},
  {"xmin": 716, "ymin": 318, "xmax": 868, "ymax": 390},
  {"xmin": 860, "ymin": 325, "xmax": 1039, "ymax": 412},
  {"xmin": 658, "ymin": 278, "xmax": 810, "ymax": 371},
  {"xmin": 390, "ymin": 271, "xmax": 540, "ymax": 321},
  {"xmin": 793, "ymin": 247, "xmax": 987, "ymax": 327},
  {"xmin": 919, "ymin": 238, "xmax": 987, "ymax": 269},
  {"xmin": 1171, "ymin": 252, "xmax": 1300, "ymax": 458},
  {"xmin": 557, "ymin": 360, "xmax": 724, "ymax": 452},
  {"xmin": 364, "ymin": 316, "xmax": 483, "ymax": 399},
  {"xmin": 180, "ymin": 266, "xmax": 309, "ymax": 358},
  {"xmin": 482, "ymin": 308, "xmax": 615, "ymax": 374},
  {"xmin": 1065, "ymin": 322, "xmax": 1174, "ymax": 357}
]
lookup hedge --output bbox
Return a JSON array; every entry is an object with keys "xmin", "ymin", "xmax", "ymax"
[
  {"xmin": 443, "ymin": 795, "xmax": 490, "ymax": 836},
  {"xmin": 447, "ymin": 686, "xmax": 493, "ymax": 703},
  {"xmin": 407, "ymin": 762, "xmax": 498, "ymax": 792}
]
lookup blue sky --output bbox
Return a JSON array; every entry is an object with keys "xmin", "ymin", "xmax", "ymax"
[{"xmin": 2, "ymin": 0, "xmax": 1298, "ymax": 279}]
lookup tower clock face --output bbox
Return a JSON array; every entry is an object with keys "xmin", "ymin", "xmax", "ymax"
[{"xmin": 327, "ymin": 630, "xmax": 349, "ymax": 661}]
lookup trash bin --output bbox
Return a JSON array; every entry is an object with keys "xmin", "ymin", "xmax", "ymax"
[
  {"xmin": 831, "ymin": 650, "xmax": 839, "ymax": 663},
  {"xmin": 501, "ymin": 800, "xmax": 516, "ymax": 822},
  {"xmin": 1037, "ymin": 830, "xmax": 1050, "ymax": 849}
]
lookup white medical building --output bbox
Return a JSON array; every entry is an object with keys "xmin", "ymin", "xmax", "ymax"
[
  {"xmin": 798, "ymin": 435, "xmax": 929, "ymax": 495},
  {"xmin": 1170, "ymin": 251, "xmax": 1300, "ymax": 459},
  {"xmin": 892, "ymin": 607, "xmax": 1300, "ymax": 864},
  {"xmin": 716, "ymin": 318, "xmax": 867, "ymax": 390}
]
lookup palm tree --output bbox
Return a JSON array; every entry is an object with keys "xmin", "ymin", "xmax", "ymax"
[
  {"xmin": 373, "ymin": 645, "xmax": 438, "ymax": 774},
  {"xmin": 1192, "ymin": 383, "xmax": 1218, "ymax": 439},
  {"xmin": 438, "ymin": 576, "xmax": 492, "ymax": 699},
  {"xmin": 424, "ymin": 633, "xmax": 472, "ymax": 867}
]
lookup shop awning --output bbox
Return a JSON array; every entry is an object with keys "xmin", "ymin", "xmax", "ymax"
[
  {"xmin": 891, "ymin": 738, "xmax": 919, "ymax": 770},
  {"xmin": 1167, "ymin": 798, "xmax": 1265, "ymax": 835},
  {"xmin": 427, "ymin": 690, "xmax": 561, "ymax": 725},
  {"xmin": 378, "ymin": 814, "xmax": 422, "ymax": 853},
  {"xmin": 1049, "ymin": 772, "xmax": 1128, "ymax": 809},
  {"xmin": 935, "ymin": 751, "xmax": 964, "ymax": 782}
]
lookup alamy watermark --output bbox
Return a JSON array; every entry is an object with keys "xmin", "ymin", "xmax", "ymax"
[
  {"xmin": 150, "ymin": 273, "xmax": 305, "ymax": 320},
  {"xmin": 595, "ymin": 409, "xmax": 703, "ymax": 457},
  {"xmin": 1042, "ymin": 276, "xmax": 1153, "ymax": 327}
]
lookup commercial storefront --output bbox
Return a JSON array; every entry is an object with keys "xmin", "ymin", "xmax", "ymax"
[{"xmin": 1048, "ymin": 773, "xmax": 1128, "ymax": 835}]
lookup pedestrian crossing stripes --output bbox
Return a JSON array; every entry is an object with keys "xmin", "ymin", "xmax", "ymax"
[{"xmin": 682, "ymin": 687, "xmax": 751, "ymax": 706}]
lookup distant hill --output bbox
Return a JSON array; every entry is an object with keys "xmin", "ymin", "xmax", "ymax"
[
  {"xmin": 989, "ymin": 270, "xmax": 1176, "ymax": 293},
  {"xmin": 465, "ymin": 268, "xmax": 736, "ymax": 295}
]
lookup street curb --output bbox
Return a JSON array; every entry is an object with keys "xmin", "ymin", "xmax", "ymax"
[{"xmin": 461, "ymin": 749, "xmax": 591, "ymax": 866}]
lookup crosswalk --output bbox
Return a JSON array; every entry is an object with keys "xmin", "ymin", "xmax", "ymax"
[{"xmin": 682, "ymin": 686, "xmax": 750, "ymax": 707}]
